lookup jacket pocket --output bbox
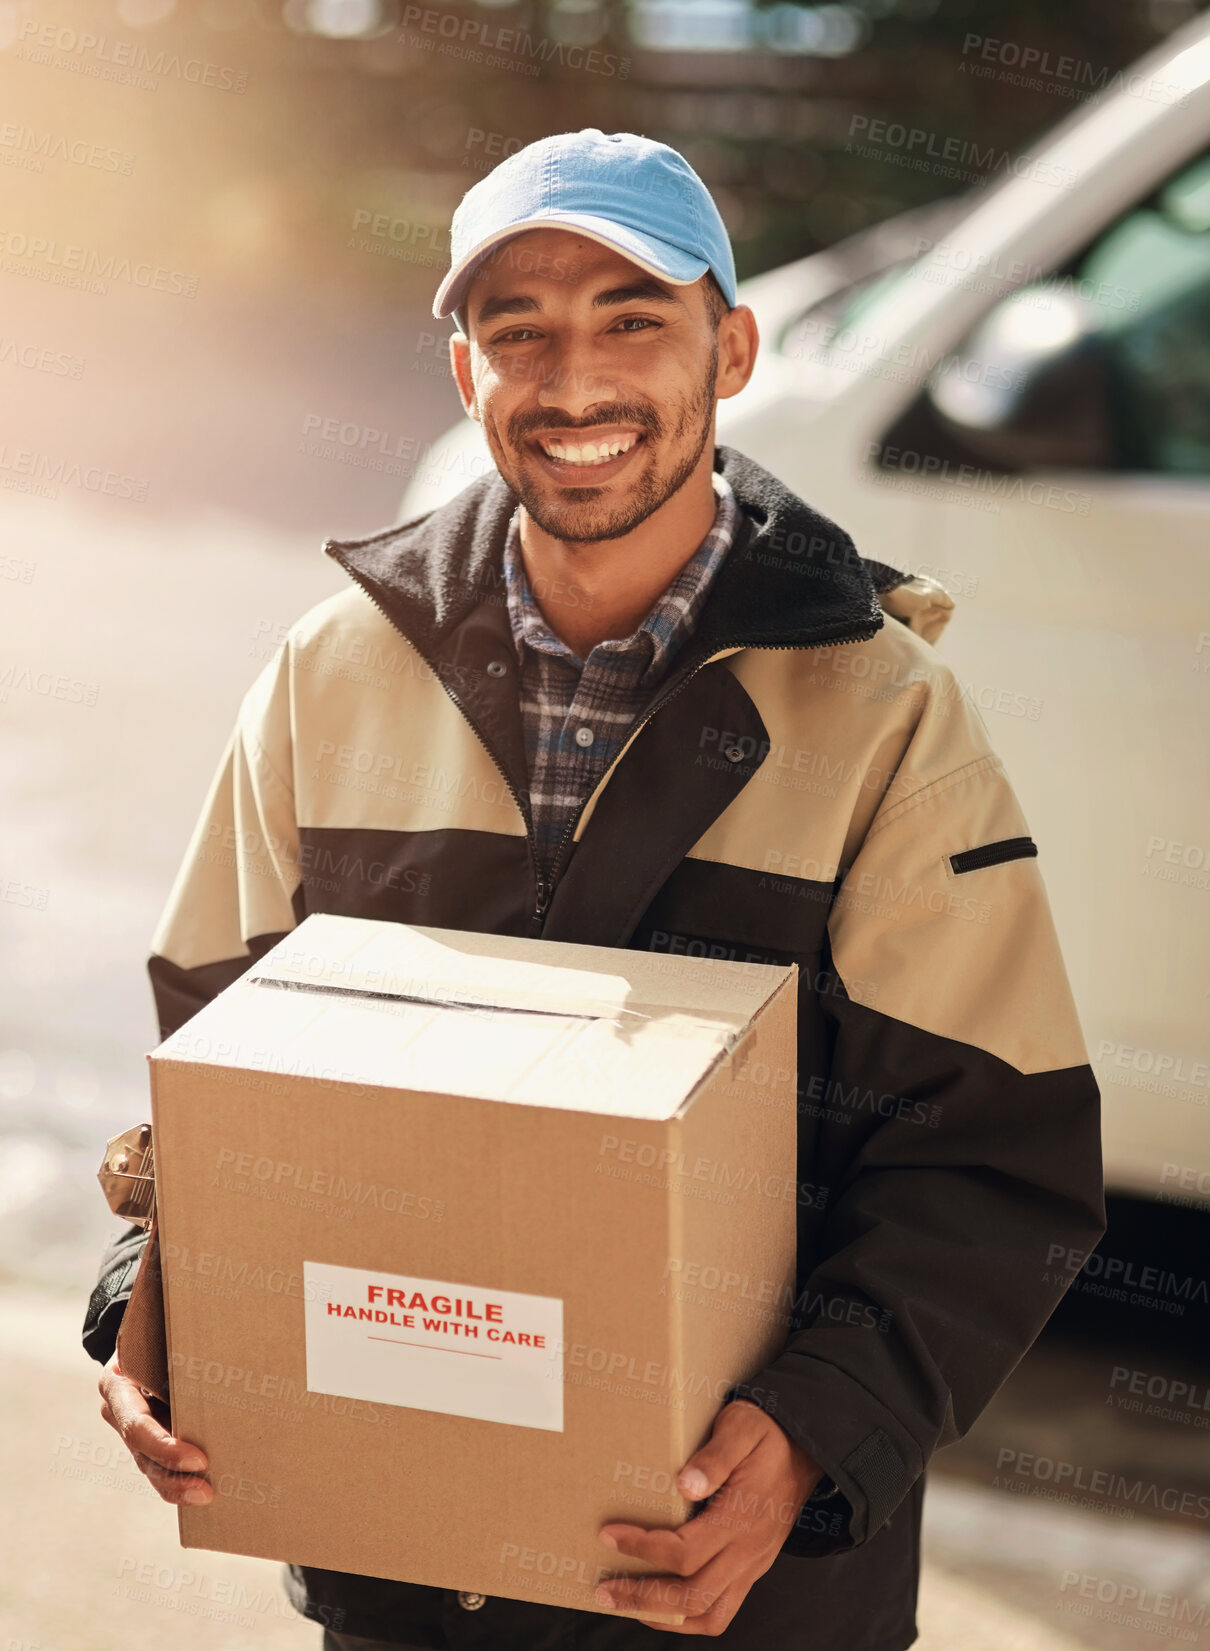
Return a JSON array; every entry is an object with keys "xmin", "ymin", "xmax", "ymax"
[{"xmin": 949, "ymin": 836, "xmax": 1038, "ymax": 875}]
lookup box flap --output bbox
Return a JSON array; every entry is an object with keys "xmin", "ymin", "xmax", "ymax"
[
  {"xmin": 248, "ymin": 914, "xmax": 784, "ymax": 1023},
  {"xmin": 151, "ymin": 914, "xmax": 795, "ymax": 1122}
]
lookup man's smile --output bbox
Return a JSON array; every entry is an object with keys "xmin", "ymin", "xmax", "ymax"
[{"xmin": 526, "ymin": 427, "xmax": 647, "ymax": 483}]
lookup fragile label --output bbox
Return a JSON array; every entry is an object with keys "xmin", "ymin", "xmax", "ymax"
[{"xmin": 303, "ymin": 1260, "xmax": 564, "ymax": 1431}]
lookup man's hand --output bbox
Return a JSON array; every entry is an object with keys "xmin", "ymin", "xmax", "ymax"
[
  {"xmin": 595, "ymin": 1398, "xmax": 823, "ymax": 1635},
  {"xmin": 98, "ymin": 1357, "xmax": 213, "ymax": 1506}
]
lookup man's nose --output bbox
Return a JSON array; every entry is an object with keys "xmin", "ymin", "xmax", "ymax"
[{"xmin": 535, "ymin": 352, "xmax": 618, "ymax": 416}]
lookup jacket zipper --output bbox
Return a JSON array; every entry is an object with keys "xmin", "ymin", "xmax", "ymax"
[
  {"xmin": 324, "ymin": 547, "xmax": 880, "ymax": 936},
  {"xmin": 533, "ymin": 643, "xmax": 734, "ymax": 926},
  {"xmin": 533, "ymin": 624, "xmax": 881, "ymax": 933}
]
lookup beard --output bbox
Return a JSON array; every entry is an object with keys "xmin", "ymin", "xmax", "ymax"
[{"xmin": 487, "ymin": 335, "xmax": 720, "ymax": 545}]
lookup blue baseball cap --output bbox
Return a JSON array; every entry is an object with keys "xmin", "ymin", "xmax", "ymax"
[{"xmin": 432, "ymin": 128, "xmax": 738, "ymax": 329}]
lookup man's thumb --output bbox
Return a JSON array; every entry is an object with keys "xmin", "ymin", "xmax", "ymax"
[{"xmin": 676, "ymin": 1401, "xmax": 761, "ymax": 1499}]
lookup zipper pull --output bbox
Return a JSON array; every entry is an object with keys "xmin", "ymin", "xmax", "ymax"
[{"xmin": 534, "ymin": 875, "xmax": 550, "ymax": 919}]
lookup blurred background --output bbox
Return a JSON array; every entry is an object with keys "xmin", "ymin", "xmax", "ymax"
[{"xmin": 1, "ymin": 0, "xmax": 1208, "ymax": 1645}]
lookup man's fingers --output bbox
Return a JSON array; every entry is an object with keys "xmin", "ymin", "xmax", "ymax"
[
  {"xmin": 676, "ymin": 1400, "xmax": 763, "ymax": 1500},
  {"xmin": 599, "ymin": 1516, "xmax": 728, "ymax": 1579},
  {"xmin": 99, "ymin": 1367, "xmax": 207, "ymax": 1470},
  {"xmin": 122, "ymin": 1409, "xmax": 208, "ymax": 1475},
  {"xmin": 597, "ymin": 1552, "xmax": 732, "ymax": 1620},
  {"xmin": 600, "ymin": 1435, "xmax": 777, "ymax": 1579},
  {"xmin": 130, "ymin": 1447, "xmax": 214, "ymax": 1506},
  {"xmin": 100, "ymin": 1389, "xmax": 213, "ymax": 1503},
  {"xmin": 637, "ymin": 1581, "xmax": 741, "ymax": 1636}
]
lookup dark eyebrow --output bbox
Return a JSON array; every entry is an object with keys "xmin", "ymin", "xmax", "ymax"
[{"xmin": 474, "ymin": 278, "xmax": 684, "ymax": 328}]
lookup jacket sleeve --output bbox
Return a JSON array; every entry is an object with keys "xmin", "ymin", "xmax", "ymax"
[
  {"xmin": 82, "ymin": 644, "xmax": 302, "ymax": 1365},
  {"xmin": 726, "ymin": 674, "xmax": 1106, "ymax": 1556},
  {"xmin": 145, "ymin": 641, "xmax": 303, "ymax": 1040}
]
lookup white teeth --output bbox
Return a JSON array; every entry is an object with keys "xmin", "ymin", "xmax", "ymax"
[{"xmin": 540, "ymin": 434, "xmax": 638, "ymax": 466}]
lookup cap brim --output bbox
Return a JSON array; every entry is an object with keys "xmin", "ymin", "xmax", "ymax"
[{"xmin": 433, "ymin": 212, "xmax": 710, "ymax": 322}]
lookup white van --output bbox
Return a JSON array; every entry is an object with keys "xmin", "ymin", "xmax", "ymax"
[{"xmin": 401, "ymin": 15, "xmax": 1210, "ymax": 1198}]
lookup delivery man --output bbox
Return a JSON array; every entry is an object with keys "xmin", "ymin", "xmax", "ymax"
[{"xmin": 86, "ymin": 128, "xmax": 1105, "ymax": 1650}]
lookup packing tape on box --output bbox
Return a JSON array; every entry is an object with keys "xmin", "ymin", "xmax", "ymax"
[
  {"xmin": 247, "ymin": 973, "xmax": 746, "ymax": 1051},
  {"xmin": 249, "ymin": 972, "xmax": 641, "ymax": 1020}
]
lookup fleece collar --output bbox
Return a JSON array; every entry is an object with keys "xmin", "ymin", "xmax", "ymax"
[{"xmin": 323, "ymin": 442, "xmax": 884, "ymax": 660}]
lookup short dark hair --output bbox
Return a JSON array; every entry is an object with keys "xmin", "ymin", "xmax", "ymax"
[{"xmin": 701, "ymin": 269, "xmax": 732, "ymax": 330}]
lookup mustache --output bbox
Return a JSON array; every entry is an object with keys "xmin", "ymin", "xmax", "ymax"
[{"xmin": 511, "ymin": 407, "xmax": 662, "ymax": 443}]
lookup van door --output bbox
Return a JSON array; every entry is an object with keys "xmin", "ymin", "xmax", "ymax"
[{"xmin": 875, "ymin": 146, "xmax": 1210, "ymax": 1196}]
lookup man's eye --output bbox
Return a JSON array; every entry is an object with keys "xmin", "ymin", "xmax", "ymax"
[{"xmin": 489, "ymin": 317, "xmax": 661, "ymax": 344}]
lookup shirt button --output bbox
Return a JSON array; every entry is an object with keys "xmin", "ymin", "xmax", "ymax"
[
  {"xmin": 486, "ymin": 660, "xmax": 508, "ymax": 677},
  {"xmin": 457, "ymin": 1591, "xmax": 486, "ymax": 1610},
  {"xmin": 575, "ymin": 726, "xmax": 595, "ymax": 748}
]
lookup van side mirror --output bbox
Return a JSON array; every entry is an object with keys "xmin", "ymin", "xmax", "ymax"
[{"xmin": 925, "ymin": 285, "xmax": 1115, "ymax": 470}]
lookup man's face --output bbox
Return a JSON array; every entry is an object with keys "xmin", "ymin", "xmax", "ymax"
[{"xmin": 454, "ymin": 228, "xmax": 722, "ymax": 544}]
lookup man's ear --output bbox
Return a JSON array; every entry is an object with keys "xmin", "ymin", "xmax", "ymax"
[
  {"xmin": 450, "ymin": 330, "xmax": 478, "ymax": 420},
  {"xmin": 715, "ymin": 304, "xmax": 759, "ymax": 403}
]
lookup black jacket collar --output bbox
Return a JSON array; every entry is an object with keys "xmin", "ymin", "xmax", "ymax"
[{"xmin": 323, "ymin": 442, "xmax": 883, "ymax": 660}]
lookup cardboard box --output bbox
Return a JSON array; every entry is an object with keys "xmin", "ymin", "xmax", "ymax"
[{"xmin": 150, "ymin": 913, "xmax": 798, "ymax": 1621}]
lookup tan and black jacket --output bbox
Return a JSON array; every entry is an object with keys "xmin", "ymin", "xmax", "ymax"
[{"xmin": 84, "ymin": 443, "xmax": 1104, "ymax": 1651}]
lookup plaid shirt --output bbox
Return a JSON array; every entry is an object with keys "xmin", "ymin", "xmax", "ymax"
[{"xmin": 503, "ymin": 470, "xmax": 740, "ymax": 882}]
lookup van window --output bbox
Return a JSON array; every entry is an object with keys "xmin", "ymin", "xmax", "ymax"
[
  {"xmin": 1079, "ymin": 149, "xmax": 1210, "ymax": 473},
  {"xmin": 876, "ymin": 144, "xmax": 1210, "ymax": 480}
]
